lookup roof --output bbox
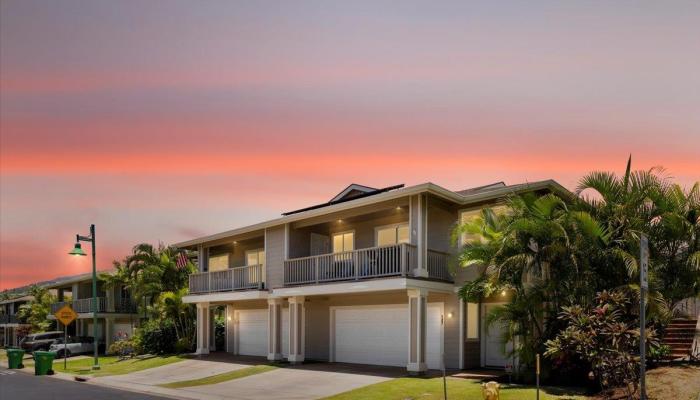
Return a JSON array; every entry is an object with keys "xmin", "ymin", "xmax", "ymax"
[
  {"xmin": 174, "ymin": 179, "xmax": 571, "ymax": 248},
  {"xmin": 283, "ymin": 184, "xmax": 404, "ymax": 216},
  {"xmin": 0, "ymin": 295, "xmax": 34, "ymax": 305}
]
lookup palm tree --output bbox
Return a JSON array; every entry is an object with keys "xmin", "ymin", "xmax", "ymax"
[
  {"xmin": 577, "ymin": 157, "xmax": 699, "ymax": 312},
  {"xmin": 114, "ymin": 243, "xmax": 194, "ymax": 318},
  {"xmin": 453, "ymin": 192, "xmax": 609, "ymax": 369},
  {"xmin": 154, "ymin": 288, "xmax": 196, "ymax": 349}
]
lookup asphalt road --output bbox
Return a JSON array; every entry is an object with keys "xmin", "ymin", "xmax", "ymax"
[{"xmin": 0, "ymin": 368, "xmax": 173, "ymax": 400}]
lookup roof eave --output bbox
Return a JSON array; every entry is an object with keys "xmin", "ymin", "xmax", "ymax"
[{"xmin": 173, "ymin": 180, "xmax": 572, "ymax": 248}]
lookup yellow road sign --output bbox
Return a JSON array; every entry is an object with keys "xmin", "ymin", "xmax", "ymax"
[{"xmin": 54, "ymin": 304, "xmax": 78, "ymax": 326}]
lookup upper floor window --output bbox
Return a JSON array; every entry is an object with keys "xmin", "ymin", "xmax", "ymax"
[
  {"xmin": 332, "ymin": 231, "xmax": 354, "ymax": 253},
  {"xmin": 245, "ymin": 249, "xmax": 265, "ymax": 266},
  {"xmin": 209, "ymin": 254, "xmax": 229, "ymax": 271},
  {"xmin": 376, "ymin": 223, "xmax": 409, "ymax": 246},
  {"xmin": 459, "ymin": 205, "xmax": 508, "ymax": 246}
]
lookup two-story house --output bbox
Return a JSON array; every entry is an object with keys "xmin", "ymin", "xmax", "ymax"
[
  {"xmin": 45, "ymin": 272, "xmax": 139, "ymax": 350},
  {"xmin": 0, "ymin": 295, "xmax": 33, "ymax": 347},
  {"xmin": 177, "ymin": 180, "xmax": 568, "ymax": 373}
]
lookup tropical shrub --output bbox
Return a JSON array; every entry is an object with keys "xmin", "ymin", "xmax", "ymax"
[
  {"xmin": 153, "ymin": 288, "xmax": 196, "ymax": 352},
  {"xmin": 648, "ymin": 343, "xmax": 671, "ymax": 366},
  {"xmin": 544, "ymin": 290, "xmax": 660, "ymax": 396},
  {"xmin": 137, "ymin": 319, "xmax": 178, "ymax": 354},
  {"xmin": 16, "ymin": 286, "xmax": 56, "ymax": 332},
  {"xmin": 107, "ymin": 338, "xmax": 140, "ymax": 358}
]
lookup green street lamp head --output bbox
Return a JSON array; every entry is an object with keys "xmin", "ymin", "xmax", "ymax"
[{"xmin": 69, "ymin": 242, "xmax": 87, "ymax": 256}]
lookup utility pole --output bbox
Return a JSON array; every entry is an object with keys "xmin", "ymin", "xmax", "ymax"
[{"xmin": 639, "ymin": 234, "xmax": 649, "ymax": 400}]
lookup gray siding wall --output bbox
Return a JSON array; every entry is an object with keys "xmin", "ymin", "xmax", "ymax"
[
  {"xmin": 209, "ymin": 237, "xmax": 265, "ymax": 268},
  {"xmin": 265, "ymin": 225, "xmax": 286, "ymax": 289},
  {"xmin": 289, "ymin": 213, "xmax": 409, "ymax": 257},
  {"xmin": 427, "ymin": 200, "xmax": 457, "ymax": 253}
]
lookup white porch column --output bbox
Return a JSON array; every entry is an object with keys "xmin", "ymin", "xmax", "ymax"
[
  {"xmin": 105, "ymin": 317, "xmax": 114, "ymax": 351},
  {"xmin": 407, "ymin": 288, "xmax": 428, "ymax": 374},
  {"xmin": 409, "ymin": 194, "xmax": 429, "ymax": 277},
  {"xmin": 458, "ymin": 298, "xmax": 465, "ymax": 369},
  {"xmin": 267, "ymin": 298, "xmax": 283, "ymax": 361},
  {"xmin": 287, "ymin": 296, "xmax": 305, "ymax": 363},
  {"xmin": 196, "ymin": 302, "xmax": 210, "ymax": 355}
]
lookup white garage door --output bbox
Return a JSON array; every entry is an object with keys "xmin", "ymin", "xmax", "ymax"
[
  {"xmin": 237, "ymin": 309, "xmax": 268, "ymax": 357},
  {"xmin": 333, "ymin": 303, "xmax": 442, "ymax": 369}
]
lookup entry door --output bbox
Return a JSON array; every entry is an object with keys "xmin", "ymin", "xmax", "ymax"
[{"xmin": 482, "ymin": 304, "xmax": 509, "ymax": 367}]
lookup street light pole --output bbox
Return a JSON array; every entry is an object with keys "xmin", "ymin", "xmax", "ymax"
[{"xmin": 69, "ymin": 224, "xmax": 100, "ymax": 370}]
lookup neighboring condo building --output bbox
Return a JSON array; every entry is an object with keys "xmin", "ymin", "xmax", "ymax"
[
  {"xmin": 44, "ymin": 272, "xmax": 140, "ymax": 350},
  {"xmin": 0, "ymin": 295, "xmax": 33, "ymax": 347}
]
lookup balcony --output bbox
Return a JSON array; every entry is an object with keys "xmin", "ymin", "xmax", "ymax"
[
  {"xmin": 0, "ymin": 314, "xmax": 19, "ymax": 324},
  {"xmin": 50, "ymin": 297, "xmax": 137, "ymax": 314},
  {"xmin": 189, "ymin": 264, "xmax": 264, "ymax": 294},
  {"xmin": 283, "ymin": 243, "xmax": 452, "ymax": 286}
]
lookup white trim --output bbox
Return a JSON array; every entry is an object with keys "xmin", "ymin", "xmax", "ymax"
[
  {"xmin": 263, "ymin": 229, "xmax": 268, "ymax": 284},
  {"xmin": 183, "ymin": 290, "xmax": 269, "ymax": 304},
  {"xmin": 459, "ymin": 298, "xmax": 465, "ymax": 369},
  {"xmin": 173, "ymin": 180, "xmax": 568, "ymax": 249},
  {"xmin": 271, "ymin": 277, "xmax": 454, "ymax": 297}
]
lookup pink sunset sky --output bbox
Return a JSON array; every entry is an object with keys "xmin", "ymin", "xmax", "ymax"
[{"xmin": 1, "ymin": 1, "xmax": 699, "ymax": 290}]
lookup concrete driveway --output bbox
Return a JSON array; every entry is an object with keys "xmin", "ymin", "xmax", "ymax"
[{"xmin": 92, "ymin": 356, "xmax": 401, "ymax": 400}]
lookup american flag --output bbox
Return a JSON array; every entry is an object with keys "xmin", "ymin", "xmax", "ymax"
[{"xmin": 176, "ymin": 251, "xmax": 189, "ymax": 269}]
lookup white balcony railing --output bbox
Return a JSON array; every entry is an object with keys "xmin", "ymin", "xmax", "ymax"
[
  {"xmin": 284, "ymin": 243, "xmax": 422, "ymax": 285},
  {"xmin": 189, "ymin": 264, "xmax": 264, "ymax": 294},
  {"xmin": 427, "ymin": 249, "xmax": 452, "ymax": 281},
  {"xmin": 50, "ymin": 297, "xmax": 111, "ymax": 314}
]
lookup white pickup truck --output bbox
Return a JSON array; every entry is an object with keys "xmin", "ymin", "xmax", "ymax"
[{"xmin": 48, "ymin": 336, "xmax": 95, "ymax": 358}]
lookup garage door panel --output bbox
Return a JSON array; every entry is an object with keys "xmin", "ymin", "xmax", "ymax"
[
  {"xmin": 237, "ymin": 309, "xmax": 268, "ymax": 357},
  {"xmin": 333, "ymin": 304, "xmax": 441, "ymax": 369}
]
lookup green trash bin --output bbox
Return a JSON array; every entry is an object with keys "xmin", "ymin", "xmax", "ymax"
[
  {"xmin": 6, "ymin": 348, "xmax": 25, "ymax": 369},
  {"xmin": 33, "ymin": 351, "xmax": 57, "ymax": 376}
]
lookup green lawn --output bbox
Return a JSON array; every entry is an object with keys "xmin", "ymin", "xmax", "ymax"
[
  {"xmin": 52, "ymin": 355, "xmax": 185, "ymax": 377},
  {"xmin": 159, "ymin": 365, "xmax": 278, "ymax": 388},
  {"xmin": 322, "ymin": 377, "xmax": 588, "ymax": 400}
]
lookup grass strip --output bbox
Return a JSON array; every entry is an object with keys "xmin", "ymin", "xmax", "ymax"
[
  {"xmin": 53, "ymin": 355, "xmax": 185, "ymax": 377},
  {"xmin": 321, "ymin": 377, "xmax": 588, "ymax": 400},
  {"xmin": 159, "ymin": 365, "xmax": 277, "ymax": 388}
]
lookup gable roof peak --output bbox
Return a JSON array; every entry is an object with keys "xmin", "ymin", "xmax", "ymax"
[{"xmin": 329, "ymin": 183, "xmax": 379, "ymax": 202}]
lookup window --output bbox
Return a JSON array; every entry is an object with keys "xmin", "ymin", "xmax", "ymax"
[
  {"xmin": 208, "ymin": 254, "xmax": 229, "ymax": 271},
  {"xmin": 459, "ymin": 205, "xmax": 508, "ymax": 246},
  {"xmin": 245, "ymin": 249, "xmax": 265, "ymax": 266},
  {"xmin": 376, "ymin": 224, "xmax": 410, "ymax": 246},
  {"xmin": 332, "ymin": 231, "xmax": 354, "ymax": 253},
  {"xmin": 466, "ymin": 302, "xmax": 479, "ymax": 339}
]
